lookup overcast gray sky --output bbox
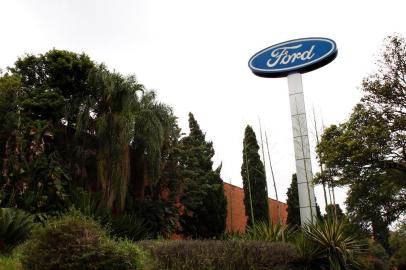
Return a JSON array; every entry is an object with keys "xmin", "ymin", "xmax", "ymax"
[{"xmin": 1, "ymin": 0, "xmax": 405, "ymax": 213}]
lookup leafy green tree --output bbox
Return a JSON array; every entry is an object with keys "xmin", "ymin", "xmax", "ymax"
[
  {"xmin": 11, "ymin": 50, "xmax": 94, "ymax": 126},
  {"xmin": 317, "ymin": 36, "xmax": 406, "ymax": 251},
  {"xmin": 241, "ymin": 125, "xmax": 269, "ymax": 227},
  {"xmin": 0, "ymin": 74, "xmax": 21, "ymax": 170},
  {"xmin": 9, "ymin": 50, "xmax": 97, "ymax": 189},
  {"xmin": 0, "ymin": 69, "xmax": 71, "ymax": 213},
  {"xmin": 179, "ymin": 113, "xmax": 227, "ymax": 238}
]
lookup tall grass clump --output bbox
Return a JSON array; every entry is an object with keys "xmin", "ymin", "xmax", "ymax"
[{"xmin": 0, "ymin": 255, "xmax": 23, "ymax": 270}]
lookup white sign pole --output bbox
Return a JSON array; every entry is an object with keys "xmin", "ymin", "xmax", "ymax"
[{"xmin": 287, "ymin": 73, "xmax": 317, "ymax": 225}]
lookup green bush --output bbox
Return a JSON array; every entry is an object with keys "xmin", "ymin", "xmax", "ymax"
[
  {"xmin": 139, "ymin": 240, "xmax": 299, "ymax": 270},
  {"xmin": 0, "ymin": 208, "xmax": 34, "ymax": 254},
  {"xmin": 19, "ymin": 211, "xmax": 145, "ymax": 270}
]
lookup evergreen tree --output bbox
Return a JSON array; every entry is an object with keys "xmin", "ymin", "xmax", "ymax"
[
  {"xmin": 179, "ymin": 113, "xmax": 227, "ymax": 238},
  {"xmin": 324, "ymin": 204, "xmax": 345, "ymax": 220},
  {"xmin": 286, "ymin": 174, "xmax": 300, "ymax": 228},
  {"xmin": 286, "ymin": 173, "xmax": 322, "ymax": 228},
  {"xmin": 241, "ymin": 125, "xmax": 269, "ymax": 227}
]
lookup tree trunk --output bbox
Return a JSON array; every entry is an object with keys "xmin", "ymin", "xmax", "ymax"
[
  {"xmin": 118, "ymin": 144, "xmax": 130, "ymax": 211},
  {"xmin": 132, "ymin": 145, "xmax": 147, "ymax": 199}
]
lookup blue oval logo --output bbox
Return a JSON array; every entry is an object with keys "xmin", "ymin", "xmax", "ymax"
[{"xmin": 248, "ymin": 38, "xmax": 337, "ymax": 78}]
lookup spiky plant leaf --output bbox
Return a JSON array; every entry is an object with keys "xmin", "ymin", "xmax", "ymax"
[
  {"xmin": 245, "ymin": 220, "xmax": 294, "ymax": 242},
  {"xmin": 303, "ymin": 217, "xmax": 364, "ymax": 270},
  {"xmin": 110, "ymin": 213, "xmax": 149, "ymax": 241},
  {"xmin": 0, "ymin": 208, "xmax": 34, "ymax": 253}
]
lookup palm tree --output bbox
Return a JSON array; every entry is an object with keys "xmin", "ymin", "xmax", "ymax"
[
  {"xmin": 80, "ymin": 65, "xmax": 174, "ymax": 211},
  {"xmin": 131, "ymin": 90, "xmax": 174, "ymax": 199},
  {"xmin": 87, "ymin": 66, "xmax": 142, "ymax": 211}
]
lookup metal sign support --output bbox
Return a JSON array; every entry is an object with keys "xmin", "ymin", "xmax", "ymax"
[{"xmin": 287, "ymin": 73, "xmax": 317, "ymax": 225}]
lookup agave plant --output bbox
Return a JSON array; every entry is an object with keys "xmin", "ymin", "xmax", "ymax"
[
  {"xmin": 245, "ymin": 220, "xmax": 294, "ymax": 242},
  {"xmin": 221, "ymin": 230, "xmax": 245, "ymax": 240},
  {"xmin": 294, "ymin": 231, "xmax": 327, "ymax": 270},
  {"xmin": 0, "ymin": 208, "xmax": 35, "ymax": 253},
  {"xmin": 302, "ymin": 217, "xmax": 364, "ymax": 270}
]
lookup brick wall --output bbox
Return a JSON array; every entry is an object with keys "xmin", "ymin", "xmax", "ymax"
[{"xmin": 223, "ymin": 182, "xmax": 287, "ymax": 232}]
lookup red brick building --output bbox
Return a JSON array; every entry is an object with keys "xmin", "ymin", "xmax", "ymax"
[{"xmin": 223, "ymin": 182, "xmax": 287, "ymax": 232}]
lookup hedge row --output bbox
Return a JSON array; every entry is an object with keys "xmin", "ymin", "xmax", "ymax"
[{"xmin": 139, "ymin": 240, "xmax": 299, "ymax": 270}]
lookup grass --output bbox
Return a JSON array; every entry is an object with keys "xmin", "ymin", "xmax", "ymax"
[{"xmin": 0, "ymin": 256, "xmax": 22, "ymax": 270}]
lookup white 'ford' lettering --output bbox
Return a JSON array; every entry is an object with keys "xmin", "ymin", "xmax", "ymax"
[{"xmin": 266, "ymin": 44, "xmax": 315, "ymax": 68}]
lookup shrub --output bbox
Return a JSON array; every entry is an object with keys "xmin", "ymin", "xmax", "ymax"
[
  {"xmin": 96, "ymin": 239, "xmax": 150, "ymax": 270},
  {"xmin": 0, "ymin": 208, "xmax": 34, "ymax": 254},
  {"xmin": 139, "ymin": 240, "xmax": 299, "ymax": 270},
  {"xmin": 20, "ymin": 210, "xmax": 144, "ymax": 270}
]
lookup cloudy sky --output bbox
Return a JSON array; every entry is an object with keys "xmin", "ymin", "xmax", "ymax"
[{"xmin": 1, "ymin": 0, "xmax": 405, "ymax": 213}]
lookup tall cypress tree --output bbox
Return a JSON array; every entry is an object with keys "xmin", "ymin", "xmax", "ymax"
[
  {"xmin": 241, "ymin": 125, "xmax": 269, "ymax": 227},
  {"xmin": 179, "ymin": 113, "xmax": 227, "ymax": 238}
]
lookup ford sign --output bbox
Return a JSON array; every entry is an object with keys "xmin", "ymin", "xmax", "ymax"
[{"xmin": 248, "ymin": 38, "xmax": 337, "ymax": 78}]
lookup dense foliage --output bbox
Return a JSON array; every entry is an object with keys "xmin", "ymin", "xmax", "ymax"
[
  {"xmin": 317, "ymin": 36, "xmax": 406, "ymax": 251},
  {"xmin": 0, "ymin": 50, "xmax": 227, "ymax": 239},
  {"xmin": 241, "ymin": 125, "xmax": 269, "ymax": 227}
]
